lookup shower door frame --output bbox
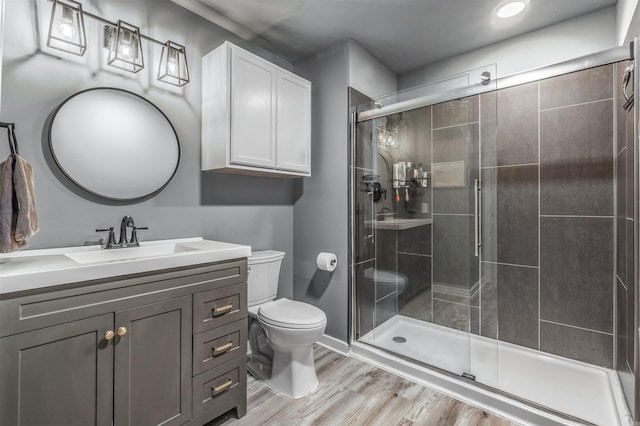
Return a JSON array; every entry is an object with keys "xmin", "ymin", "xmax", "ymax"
[{"xmin": 348, "ymin": 42, "xmax": 637, "ymax": 422}]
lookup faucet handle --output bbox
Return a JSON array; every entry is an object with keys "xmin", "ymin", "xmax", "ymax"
[
  {"xmin": 130, "ymin": 226, "xmax": 148, "ymax": 247},
  {"xmin": 96, "ymin": 227, "xmax": 117, "ymax": 249}
]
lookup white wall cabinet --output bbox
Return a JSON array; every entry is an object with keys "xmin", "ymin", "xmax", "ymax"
[{"xmin": 202, "ymin": 41, "xmax": 311, "ymax": 177}]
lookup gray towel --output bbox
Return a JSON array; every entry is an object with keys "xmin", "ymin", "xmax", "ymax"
[{"xmin": 0, "ymin": 154, "xmax": 38, "ymax": 253}]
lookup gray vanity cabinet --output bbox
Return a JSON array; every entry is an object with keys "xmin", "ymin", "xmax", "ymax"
[
  {"xmin": 0, "ymin": 314, "xmax": 114, "ymax": 426},
  {"xmin": 0, "ymin": 259, "xmax": 248, "ymax": 426},
  {"xmin": 114, "ymin": 296, "xmax": 192, "ymax": 426}
]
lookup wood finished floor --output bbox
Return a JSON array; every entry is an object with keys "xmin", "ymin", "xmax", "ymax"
[{"xmin": 214, "ymin": 345, "xmax": 519, "ymax": 426}]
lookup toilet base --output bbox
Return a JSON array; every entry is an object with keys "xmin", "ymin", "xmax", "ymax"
[{"xmin": 264, "ymin": 346, "xmax": 320, "ymax": 398}]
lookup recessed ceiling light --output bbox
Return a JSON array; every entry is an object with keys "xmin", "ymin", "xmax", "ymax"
[{"xmin": 496, "ymin": 1, "xmax": 526, "ymax": 18}]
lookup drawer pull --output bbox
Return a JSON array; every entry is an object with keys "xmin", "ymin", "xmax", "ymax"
[
  {"xmin": 105, "ymin": 330, "xmax": 115, "ymax": 341},
  {"xmin": 212, "ymin": 342, "xmax": 233, "ymax": 355},
  {"xmin": 212, "ymin": 379, "xmax": 233, "ymax": 394},
  {"xmin": 213, "ymin": 304, "xmax": 233, "ymax": 316}
]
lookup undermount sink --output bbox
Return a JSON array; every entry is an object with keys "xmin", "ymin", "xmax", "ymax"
[{"xmin": 65, "ymin": 243, "xmax": 200, "ymax": 264}]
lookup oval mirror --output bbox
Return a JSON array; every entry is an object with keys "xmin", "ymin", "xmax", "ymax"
[{"xmin": 49, "ymin": 88, "xmax": 180, "ymax": 202}]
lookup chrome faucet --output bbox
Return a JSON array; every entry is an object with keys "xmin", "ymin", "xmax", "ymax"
[
  {"xmin": 119, "ymin": 216, "xmax": 135, "ymax": 247},
  {"xmin": 96, "ymin": 216, "xmax": 148, "ymax": 249}
]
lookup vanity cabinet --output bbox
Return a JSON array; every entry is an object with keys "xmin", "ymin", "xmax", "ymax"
[
  {"xmin": 202, "ymin": 41, "xmax": 311, "ymax": 177},
  {"xmin": 0, "ymin": 259, "xmax": 248, "ymax": 426}
]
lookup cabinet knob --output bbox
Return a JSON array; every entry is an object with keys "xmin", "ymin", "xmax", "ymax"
[
  {"xmin": 105, "ymin": 330, "xmax": 115, "ymax": 340},
  {"xmin": 117, "ymin": 327, "xmax": 128, "ymax": 336}
]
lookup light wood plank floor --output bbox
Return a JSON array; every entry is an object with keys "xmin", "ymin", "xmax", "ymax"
[{"xmin": 212, "ymin": 345, "xmax": 519, "ymax": 426}]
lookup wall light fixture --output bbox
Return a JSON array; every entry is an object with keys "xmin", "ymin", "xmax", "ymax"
[
  {"xmin": 46, "ymin": 0, "xmax": 189, "ymax": 86},
  {"xmin": 47, "ymin": 0, "xmax": 87, "ymax": 56}
]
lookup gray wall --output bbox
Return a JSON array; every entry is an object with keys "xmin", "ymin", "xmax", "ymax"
[
  {"xmin": 294, "ymin": 40, "xmax": 396, "ymax": 341},
  {"xmin": 399, "ymin": 7, "xmax": 617, "ymax": 88},
  {"xmin": 293, "ymin": 42, "xmax": 350, "ymax": 341},
  {"xmin": 1, "ymin": 0, "xmax": 295, "ymax": 298}
]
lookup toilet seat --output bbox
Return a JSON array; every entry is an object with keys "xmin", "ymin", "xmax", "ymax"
[{"xmin": 258, "ymin": 298, "xmax": 326, "ymax": 329}]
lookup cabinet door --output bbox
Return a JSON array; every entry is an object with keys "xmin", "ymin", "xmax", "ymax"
[
  {"xmin": 230, "ymin": 47, "xmax": 276, "ymax": 168},
  {"xmin": 0, "ymin": 314, "xmax": 114, "ymax": 426},
  {"xmin": 114, "ymin": 296, "xmax": 192, "ymax": 426},
  {"xmin": 276, "ymin": 71, "xmax": 311, "ymax": 173}
]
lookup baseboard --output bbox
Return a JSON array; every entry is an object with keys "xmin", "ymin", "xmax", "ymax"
[{"xmin": 316, "ymin": 334, "xmax": 349, "ymax": 355}]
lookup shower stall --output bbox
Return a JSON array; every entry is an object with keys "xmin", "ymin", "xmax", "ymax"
[{"xmin": 349, "ymin": 42, "xmax": 639, "ymax": 426}]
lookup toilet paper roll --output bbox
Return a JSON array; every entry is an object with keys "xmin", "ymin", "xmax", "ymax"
[{"xmin": 316, "ymin": 252, "xmax": 337, "ymax": 272}]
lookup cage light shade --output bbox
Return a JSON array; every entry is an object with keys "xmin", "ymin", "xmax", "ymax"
[
  {"xmin": 47, "ymin": 0, "xmax": 87, "ymax": 56},
  {"xmin": 107, "ymin": 20, "xmax": 144, "ymax": 73},
  {"xmin": 158, "ymin": 41, "xmax": 189, "ymax": 86}
]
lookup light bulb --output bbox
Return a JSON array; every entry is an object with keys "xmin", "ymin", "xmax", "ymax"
[
  {"xmin": 59, "ymin": 19, "xmax": 76, "ymax": 40},
  {"xmin": 168, "ymin": 58, "xmax": 177, "ymax": 75},
  {"xmin": 118, "ymin": 43, "xmax": 133, "ymax": 60}
]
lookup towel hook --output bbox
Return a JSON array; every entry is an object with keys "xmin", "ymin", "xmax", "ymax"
[
  {"xmin": 0, "ymin": 122, "xmax": 18, "ymax": 156},
  {"xmin": 623, "ymin": 63, "xmax": 634, "ymax": 101}
]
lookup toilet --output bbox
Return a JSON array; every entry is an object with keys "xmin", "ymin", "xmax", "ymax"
[
  {"xmin": 364, "ymin": 267, "xmax": 408, "ymax": 296},
  {"xmin": 247, "ymin": 250, "xmax": 327, "ymax": 398}
]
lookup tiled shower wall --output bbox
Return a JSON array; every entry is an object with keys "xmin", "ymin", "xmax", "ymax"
[
  {"xmin": 480, "ymin": 64, "xmax": 615, "ymax": 367},
  {"xmin": 353, "ymin": 63, "xmax": 621, "ymax": 369},
  {"xmin": 614, "ymin": 60, "xmax": 636, "ymax": 410}
]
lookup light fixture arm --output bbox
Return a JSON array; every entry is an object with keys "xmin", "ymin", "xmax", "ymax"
[
  {"xmin": 45, "ymin": 0, "xmax": 189, "ymax": 86},
  {"xmin": 46, "ymin": 1, "xmax": 166, "ymax": 47}
]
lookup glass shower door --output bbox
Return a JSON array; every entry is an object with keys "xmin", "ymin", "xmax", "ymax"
[{"xmin": 353, "ymin": 64, "xmax": 498, "ymax": 385}]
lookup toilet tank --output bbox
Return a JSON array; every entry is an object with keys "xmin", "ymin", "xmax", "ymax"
[{"xmin": 247, "ymin": 250, "xmax": 285, "ymax": 307}]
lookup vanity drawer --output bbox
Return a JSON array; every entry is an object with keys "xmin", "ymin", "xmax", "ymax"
[
  {"xmin": 0, "ymin": 259, "xmax": 247, "ymax": 338},
  {"xmin": 193, "ymin": 283, "xmax": 247, "ymax": 334},
  {"xmin": 193, "ymin": 318, "xmax": 247, "ymax": 376},
  {"xmin": 192, "ymin": 356, "xmax": 247, "ymax": 419}
]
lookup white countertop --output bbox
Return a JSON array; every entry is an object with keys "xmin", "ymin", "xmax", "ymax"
[
  {"xmin": 0, "ymin": 237, "xmax": 251, "ymax": 296},
  {"xmin": 364, "ymin": 217, "xmax": 433, "ymax": 231}
]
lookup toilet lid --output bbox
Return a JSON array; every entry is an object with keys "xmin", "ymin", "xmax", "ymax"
[{"xmin": 258, "ymin": 298, "xmax": 327, "ymax": 329}]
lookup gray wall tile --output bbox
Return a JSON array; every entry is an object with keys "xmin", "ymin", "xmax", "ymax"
[
  {"xmin": 482, "ymin": 82, "xmax": 539, "ymax": 167},
  {"xmin": 398, "ymin": 254, "xmax": 432, "ymax": 322},
  {"xmin": 432, "ymin": 96, "xmax": 479, "ymax": 129},
  {"xmin": 626, "ymin": 219, "xmax": 635, "ymax": 367},
  {"xmin": 540, "ymin": 321, "xmax": 613, "ymax": 367},
  {"xmin": 540, "ymin": 101, "xmax": 613, "ymax": 216},
  {"xmin": 626, "ymin": 109, "xmax": 635, "ymax": 219},
  {"xmin": 540, "ymin": 65, "xmax": 613, "ymax": 110},
  {"xmin": 433, "ymin": 299, "xmax": 470, "ymax": 332},
  {"xmin": 482, "ymin": 166, "xmax": 539, "ymax": 267},
  {"xmin": 355, "ymin": 168, "xmax": 375, "ymax": 263},
  {"xmin": 375, "ymin": 294, "xmax": 397, "ymax": 327},
  {"xmin": 376, "ymin": 229, "xmax": 397, "ymax": 272},
  {"xmin": 398, "ymin": 225, "xmax": 431, "ymax": 256},
  {"xmin": 616, "ymin": 278, "xmax": 627, "ymax": 373},
  {"xmin": 616, "ymin": 150, "xmax": 627, "ymax": 284},
  {"xmin": 495, "ymin": 263, "xmax": 539, "ymax": 349},
  {"xmin": 480, "ymin": 266, "xmax": 497, "ymax": 339},
  {"xmin": 355, "ymin": 120, "xmax": 375, "ymax": 170},
  {"xmin": 540, "ymin": 217, "xmax": 613, "ymax": 333},
  {"xmin": 433, "ymin": 215, "xmax": 477, "ymax": 289},
  {"xmin": 355, "ymin": 261, "xmax": 375, "ymax": 337}
]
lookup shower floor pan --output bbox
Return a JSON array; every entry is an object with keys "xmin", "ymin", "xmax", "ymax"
[{"xmin": 359, "ymin": 315, "xmax": 631, "ymax": 426}]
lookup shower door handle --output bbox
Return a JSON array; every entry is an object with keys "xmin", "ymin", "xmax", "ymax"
[{"xmin": 474, "ymin": 179, "xmax": 481, "ymax": 257}]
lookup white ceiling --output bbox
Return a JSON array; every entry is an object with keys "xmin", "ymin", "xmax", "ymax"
[{"xmin": 172, "ymin": 0, "xmax": 617, "ymax": 74}]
